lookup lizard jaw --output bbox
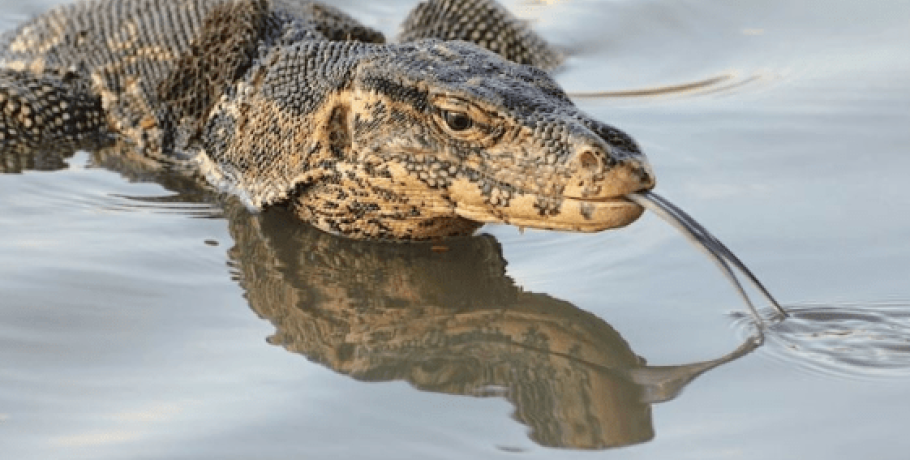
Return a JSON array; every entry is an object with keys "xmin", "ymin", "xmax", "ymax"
[
  {"xmin": 445, "ymin": 157, "xmax": 653, "ymax": 233},
  {"xmin": 452, "ymin": 193, "xmax": 646, "ymax": 233}
]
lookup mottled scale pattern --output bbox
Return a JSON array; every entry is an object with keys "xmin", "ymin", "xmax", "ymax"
[
  {"xmin": 1, "ymin": 0, "xmax": 655, "ymax": 241},
  {"xmin": 398, "ymin": 0, "xmax": 563, "ymax": 70},
  {"xmin": 289, "ymin": 1, "xmax": 385, "ymax": 44},
  {"xmin": 0, "ymin": 0, "xmax": 226, "ymax": 152},
  {"xmin": 0, "ymin": 0, "xmax": 384, "ymax": 153},
  {"xmin": 0, "ymin": 68, "xmax": 106, "ymax": 150},
  {"xmin": 157, "ymin": 0, "xmax": 270, "ymax": 137}
]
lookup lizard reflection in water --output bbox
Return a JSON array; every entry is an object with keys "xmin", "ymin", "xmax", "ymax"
[
  {"xmin": 2, "ymin": 137, "xmax": 757, "ymax": 451},
  {"xmin": 225, "ymin": 194, "xmax": 758, "ymax": 450}
]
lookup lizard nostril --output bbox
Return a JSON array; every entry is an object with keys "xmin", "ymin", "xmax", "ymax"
[{"xmin": 577, "ymin": 150, "xmax": 602, "ymax": 173}]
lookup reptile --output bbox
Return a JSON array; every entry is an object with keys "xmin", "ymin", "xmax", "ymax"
[{"xmin": 0, "ymin": 0, "xmax": 655, "ymax": 241}]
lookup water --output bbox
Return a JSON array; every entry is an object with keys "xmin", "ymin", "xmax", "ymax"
[{"xmin": 2, "ymin": 0, "xmax": 909, "ymax": 458}]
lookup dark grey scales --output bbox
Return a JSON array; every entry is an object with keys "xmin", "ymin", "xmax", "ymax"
[
  {"xmin": 0, "ymin": 0, "xmax": 655, "ymax": 241},
  {"xmin": 397, "ymin": 0, "xmax": 564, "ymax": 70}
]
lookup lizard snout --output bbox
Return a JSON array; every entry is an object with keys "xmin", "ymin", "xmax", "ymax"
[{"xmin": 562, "ymin": 142, "xmax": 655, "ymax": 201}]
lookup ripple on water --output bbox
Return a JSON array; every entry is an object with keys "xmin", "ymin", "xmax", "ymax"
[
  {"xmin": 568, "ymin": 70, "xmax": 784, "ymax": 100},
  {"xmin": 4, "ymin": 151, "xmax": 222, "ymax": 218},
  {"xmin": 731, "ymin": 301, "xmax": 910, "ymax": 381}
]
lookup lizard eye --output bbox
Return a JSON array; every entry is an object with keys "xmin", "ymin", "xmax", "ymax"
[{"xmin": 442, "ymin": 110, "xmax": 473, "ymax": 132}]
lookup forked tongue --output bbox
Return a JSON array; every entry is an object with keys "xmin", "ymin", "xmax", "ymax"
[{"xmin": 626, "ymin": 191, "xmax": 788, "ymax": 322}]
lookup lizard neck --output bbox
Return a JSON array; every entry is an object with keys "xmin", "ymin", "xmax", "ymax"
[{"xmin": 197, "ymin": 41, "xmax": 369, "ymax": 209}]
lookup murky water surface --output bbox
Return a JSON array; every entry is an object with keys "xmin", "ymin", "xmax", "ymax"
[{"xmin": 2, "ymin": 0, "xmax": 909, "ymax": 458}]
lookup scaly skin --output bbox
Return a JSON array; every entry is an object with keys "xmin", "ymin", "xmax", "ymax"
[{"xmin": 0, "ymin": 0, "xmax": 655, "ymax": 240}]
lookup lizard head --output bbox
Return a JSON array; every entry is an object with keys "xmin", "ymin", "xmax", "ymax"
[{"xmin": 295, "ymin": 40, "xmax": 654, "ymax": 240}]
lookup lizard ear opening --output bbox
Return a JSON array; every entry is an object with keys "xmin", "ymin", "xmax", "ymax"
[{"xmin": 326, "ymin": 101, "xmax": 353, "ymax": 160}]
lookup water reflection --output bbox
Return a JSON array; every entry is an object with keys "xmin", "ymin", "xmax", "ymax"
[
  {"xmin": 568, "ymin": 71, "xmax": 779, "ymax": 100},
  {"xmin": 1, "ymin": 144, "xmax": 759, "ymax": 449},
  {"xmin": 8, "ymin": 144, "xmax": 909, "ymax": 447},
  {"xmin": 225, "ymin": 200, "xmax": 757, "ymax": 449},
  {"xmin": 0, "ymin": 145, "xmax": 72, "ymax": 173}
]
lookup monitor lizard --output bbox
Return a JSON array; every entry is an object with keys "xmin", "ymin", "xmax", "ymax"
[{"xmin": 0, "ymin": 0, "xmax": 655, "ymax": 240}]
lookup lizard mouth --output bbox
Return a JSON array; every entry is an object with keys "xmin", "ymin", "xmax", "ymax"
[
  {"xmin": 453, "ymin": 191, "xmax": 646, "ymax": 233},
  {"xmin": 438, "ymin": 152, "xmax": 655, "ymax": 233},
  {"xmin": 379, "ymin": 155, "xmax": 654, "ymax": 233}
]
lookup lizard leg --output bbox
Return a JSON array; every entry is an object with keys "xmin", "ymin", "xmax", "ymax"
[
  {"xmin": 303, "ymin": 2, "xmax": 386, "ymax": 43},
  {"xmin": 397, "ymin": 0, "xmax": 563, "ymax": 70},
  {"xmin": 0, "ymin": 68, "xmax": 109, "ymax": 151}
]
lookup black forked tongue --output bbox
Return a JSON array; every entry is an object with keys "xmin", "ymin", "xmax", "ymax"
[{"xmin": 626, "ymin": 191, "xmax": 789, "ymax": 322}]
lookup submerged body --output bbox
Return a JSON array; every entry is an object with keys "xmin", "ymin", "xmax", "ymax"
[{"xmin": 0, "ymin": 0, "xmax": 654, "ymax": 240}]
